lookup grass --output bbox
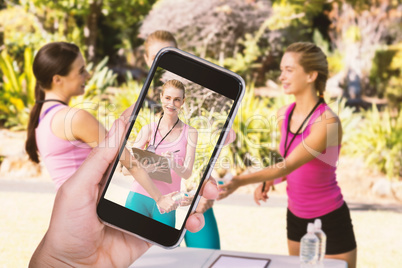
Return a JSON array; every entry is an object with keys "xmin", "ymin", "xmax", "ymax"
[{"xmin": 1, "ymin": 189, "xmax": 402, "ymax": 267}]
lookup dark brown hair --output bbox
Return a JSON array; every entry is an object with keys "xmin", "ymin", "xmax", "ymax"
[
  {"xmin": 285, "ymin": 42, "xmax": 328, "ymax": 99},
  {"xmin": 25, "ymin": 42, "xmax": 80, "ymax": 163}
]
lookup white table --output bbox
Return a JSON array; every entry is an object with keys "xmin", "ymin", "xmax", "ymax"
[{"xmin": 131, "ymin": 246, "xmax": 347, "ymax": 268}]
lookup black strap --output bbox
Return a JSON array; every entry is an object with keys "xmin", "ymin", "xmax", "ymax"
[
  {"xmin": 36, "ymin": 99, "xmax": 68, "ymax": 105},
  {"xmin": 152, "ymin": 114, "xmax": 180, "ymax": 151},
  {"xmin": 283, "ymin": 99, "xmax": 322, "ymax": 158}
]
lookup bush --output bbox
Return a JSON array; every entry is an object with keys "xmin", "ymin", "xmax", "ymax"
[
  {"xmin": 140, "ymin": 0, "xmax": 271, "ymax": 59},
  {"xmin": 342, "ymin": 104, "xmax": 402, "ymax": 181},
  {"xmin": 0, "ymin": 47, "xmax": 35, "ymax": 129}
]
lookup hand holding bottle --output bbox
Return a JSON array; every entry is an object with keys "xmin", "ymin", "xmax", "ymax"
[{"xmin": 156, "ymin": 192, "xmax": 179, "ymax": 214}]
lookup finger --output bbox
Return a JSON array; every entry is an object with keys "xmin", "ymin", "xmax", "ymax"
[
  {"xmin": 223, "ymin": 128, "xmax": 236, "ymax": 145},
  {"xmin": 69, "ymin": 118, "xmax": 125, "ymax": 188},
  {"xmin": 253, "ymin": 192, "xmax": 260, "ymax": 205},
  {"xmin": 120, "ymin": 103, "xmax": 136, "ymax": 125},
  {"xmin": 217, "ymin": 191, "xmax": 227, "ymax": 200},
  {"xmin": 185, "ymin": 212, "xmax": 205, "ymax": 233},
  {"xmin": 199, "ymin": 179, "xmax": 218, "ymax": 200}
]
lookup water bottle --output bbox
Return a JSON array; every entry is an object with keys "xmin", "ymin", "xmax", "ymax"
[
  {"xmin": 300, "ymin": 223, "xmax": 319, "ymax": 267},
  {"xmin": 314, "ymin": 219, "xmax": 327, "ymax": 263},
  {"xmin": 171, "ymin": 192, "xmax": 188, "ymax": 204}
]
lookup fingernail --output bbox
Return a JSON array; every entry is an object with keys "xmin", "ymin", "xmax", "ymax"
[{"xmin": 209, "ymin": 178, "xmax": 217, "ymax": 186}]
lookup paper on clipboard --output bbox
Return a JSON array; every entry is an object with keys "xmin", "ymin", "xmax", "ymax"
[{"xmin": 131, "ymin": 147, "xmax": 172, "ymax": 184}]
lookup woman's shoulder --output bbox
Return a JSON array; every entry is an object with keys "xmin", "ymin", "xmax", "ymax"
[
  {"xmin": 316, "ymin": 103, "xmax": 340, "ymax": 124},
  {"xmin": 277, "ymin": 104, "xmax": 292, "ymax": 118},
  {"xmin": 52, "ymin": 107, "xmax": 100, "ymax": 140},
  {"xmin": 185, "ymin": 123, "xmax": 197, "ymax": 133}
]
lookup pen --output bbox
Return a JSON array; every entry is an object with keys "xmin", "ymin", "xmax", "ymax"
[
  {"xmin": 261, "ymin": 182, "xmax": 266, "ymax": 193},
  {"xmin": 172, "ymin": 150, "xmax": 180, "ymax": 153}
]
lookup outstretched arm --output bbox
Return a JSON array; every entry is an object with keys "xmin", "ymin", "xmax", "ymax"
[{"xmin": 219, "ymin": 110, "xmax": 342, "ymax": 199}]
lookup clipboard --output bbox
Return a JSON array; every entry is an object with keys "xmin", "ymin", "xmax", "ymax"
[
  {"xmin": 209, "ymin": 254, "xmax": 271, "ymax": 268},
  {"xmin": 131, "ymin": 147, "xmax": 172, "ymax": 184}
]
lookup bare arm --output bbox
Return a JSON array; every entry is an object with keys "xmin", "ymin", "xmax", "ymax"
[
  {"xmin": 132, "ymin": 124, "xmax": 151, "ymax": 149},
  {"xmin": 219, "ymin": 109, "xmax": 342, "ymax": 199},
  {"xmin": 53, "ymin": 107, "xmax": 107, "ymax": 147}
]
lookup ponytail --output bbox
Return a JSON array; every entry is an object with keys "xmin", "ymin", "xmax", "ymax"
[
  {"xmin": 25, "ymin": 83, "xmax": 45, "ymax": 163},
  {"xmin": 25, "ymin": 41, "xmax": 80, "ymax": 163}
]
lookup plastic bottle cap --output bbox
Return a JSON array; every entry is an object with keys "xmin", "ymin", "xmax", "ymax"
[
  {"xmin": 307, "ymin": 223, "xmax": 315, "ymax": 233},
  {"xmin": 314, "ymin": 219, "xmax": 322, "ymax": 229}
]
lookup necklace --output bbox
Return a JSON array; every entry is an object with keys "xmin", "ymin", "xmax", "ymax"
[
  {"xmin": 146, "ymin": 114, "xmax": 180, "ymax": 153},
  {"xmin": 283, "ymin": 99, "xmax": 322, "ymax": 158},
  {"xmin": 36, "ymin": 99, "xmax": 67, "ymax": 105}
]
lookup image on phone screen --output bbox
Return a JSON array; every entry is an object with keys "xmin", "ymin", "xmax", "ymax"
[{"xmin": 103, "ymin": 66, "xmax": 234, "ymax": 231}]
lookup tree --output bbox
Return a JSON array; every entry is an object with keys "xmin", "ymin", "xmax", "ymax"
[{"xmin": 326, "ymin": 0, "xmax": 402, "ymax": 98}]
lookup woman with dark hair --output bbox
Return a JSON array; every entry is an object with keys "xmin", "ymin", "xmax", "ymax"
[
  {"xmin": 26, "ymin": 41, "xmax": 223, "ymax": 214},
  {"xmin": 219, "ymin": 42, "xmax": 357, "ymax": 268},
  {"xmin": 25, "ymin": 42, "xmax": 100, "ymax": 189}
]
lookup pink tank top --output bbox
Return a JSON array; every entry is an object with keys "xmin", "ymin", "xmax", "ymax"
[
  {"xmin": 36, "ymin": 105, "xmax": 92, "ymax": 189},
  {"xmin": 130, "ymin": 122, "xmax": 189, "ymax": 197},
  {"xmin": 279, "ymin": 102, "xmax": 344, "ymax": 218}
]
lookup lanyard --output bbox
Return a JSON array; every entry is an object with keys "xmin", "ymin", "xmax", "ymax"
[
  {"xmin": 147, "ymin": 114, "xmax": 180, "ymax": 153},
  {"xmin": 283, "ymin": 99, "xmax": 322, "ymax": 158},
  {"xmin": 36, "ymin": 99, "xmax": 68, "ymax": 105}
]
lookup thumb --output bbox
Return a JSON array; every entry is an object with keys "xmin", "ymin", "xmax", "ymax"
[{"xmin": 69, "ymin": 118, "xmax": 126, "ymax": 188}]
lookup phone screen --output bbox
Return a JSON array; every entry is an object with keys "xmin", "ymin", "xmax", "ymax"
[
  {"xmin": 104, "ymin": 64, "xmax": 233, "ymax": 230},
  {"xmin": 98, "ymin": 48, "xmax": 243, "ymax": 247}
]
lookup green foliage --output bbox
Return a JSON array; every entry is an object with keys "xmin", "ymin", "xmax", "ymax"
[
  {"xmin": 222, "ymin": 84, "xmax": 287, "ymax": 174},
  {"xmin": 0, "ymin": 47, "xmax": 35, "ymax": 129},
  {"xmin": 369, "ymin": 47, "xmax": 399, "ymax": 98},
  {"xmin": 385, "ymin": 43, "xmax": 402, "ymax": 109},
  {"xmin": 0, "ymin": 4, "xmax": 82, "ymax": 56},
  {"xmin": 342, "ymin": 104, "xmax": 402, "ymax": 181},
  {"xmin": 267, "ymin": 0, "xmax": 325, "ymax": 30},
  {"xmin": 208, "ymin": 20, "xmax": 270, "ymax": 81},
  {"xmin": 84, "ymin": 56, "xmax": 118, "ymax": 98}
]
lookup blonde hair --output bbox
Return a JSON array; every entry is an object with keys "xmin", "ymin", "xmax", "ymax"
[
  {"xmin": 285, "ymin": 42, "xmax": 328, "ymax": 98},
  {"xmin": 162, "ymin": 79, "xmax": 185, "ymax": 98},
  {"xmin": 144, "ymin": 30, "xmax": 177, "ymax": 56}
]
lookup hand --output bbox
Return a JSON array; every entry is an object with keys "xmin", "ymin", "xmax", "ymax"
[
  {"xmin": 161, "ymin": 151, "xmax": 175, "ymax": 168},
  {"xmin": 254, "ymin": 181, "xmax": 273, "ymax": 206},
  {"xmin": 29, "ymin": 104, "xmax": 219, "ymax": 267},
  {"xmin": 143, "ymin": 160, "xmax": 170, "ymax": 174},
  {"xmin": 179, "ymin": 194, "xmax": 194, "ymax": 207},
  {"xmin": 195, "ymin": 197, "xmax": 214, "ymax": 214},
  {"xmin": 156, "ymin": 192, "xmax": 179, "ymax": 214},
  {"xmin": 217, "ymin": 176, "xmax": 241, "ymax": 200}
]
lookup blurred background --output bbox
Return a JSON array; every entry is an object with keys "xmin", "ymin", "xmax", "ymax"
[{"xmin": 0, "ymin": 0, "xmax": 401, "ymax": 267}]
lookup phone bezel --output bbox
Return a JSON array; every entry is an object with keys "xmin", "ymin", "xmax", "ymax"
[{"xmin": 97, "ymin": 47, "xmax": 245, "ymax": 248}]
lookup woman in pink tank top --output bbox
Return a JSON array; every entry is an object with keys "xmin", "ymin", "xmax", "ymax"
[
  {"xmin": 123, "ymin": 79, "xmax": 199, "ymax": 226},
  {"xmin": 26, "ymin": 42, "xmax": 182, "ymax": 215},
  {"xmin": 218, "ymin": 43, "xmax": 357, "ymax": 267},
  {"xmin": 25, "ymin": 42, "xmax": 107, "ymax": 190}
]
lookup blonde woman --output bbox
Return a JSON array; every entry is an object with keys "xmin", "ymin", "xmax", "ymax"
[
  {"xmin": 124, "ymin": 79, "xmax": 198, "ymax": 227},
  {"xmin": 136, "ymin": 30, "xmax": 221, "ymax": 248}
]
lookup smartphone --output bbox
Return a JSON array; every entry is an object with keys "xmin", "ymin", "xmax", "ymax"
[{"xmin": 97, "ymin": 47, "xmax": 245, "ymax": 248}]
